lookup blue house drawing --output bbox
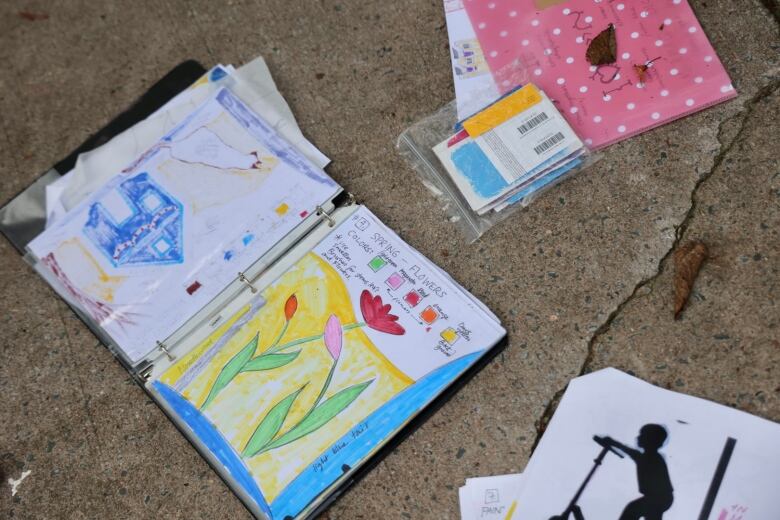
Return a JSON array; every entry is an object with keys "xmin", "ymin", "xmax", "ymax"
[{"xmin": 83, "ymin": 172, "xmax": 184, "ymax": 267}]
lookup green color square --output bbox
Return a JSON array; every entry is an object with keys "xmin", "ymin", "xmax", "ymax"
[{"xmin": 368, "ymin": 256, "xmax": 387, "ymax": 272}]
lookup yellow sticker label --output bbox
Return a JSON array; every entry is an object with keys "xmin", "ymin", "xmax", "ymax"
[
  {"xmin": 275, "ymin": 202, "xmax": 290, "ymax": 216},
  {"xmin": 463, "ymin": 84, "xmax": 543, "ymax": 137}
]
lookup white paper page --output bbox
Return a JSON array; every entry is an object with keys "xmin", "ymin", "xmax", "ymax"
[
  {"xmin": 44, "ymin": 171, "xmax": 72, "ymax": 227},
  {"xmin": 146, "ymin": 204, "xmax": 506, "ymax": 520},
  {"xmin": 512, "ymin": 368, "xmax": 780, "ymax": 520},
  {"xmin": 443, "ymin": 0, "xmax": 499, "ymax": 120},
  {"xmin": 29, "ymin": 88, "xmax": 339, "ymax": 363},
  {"xmin": 312, "ymin": 206, "xmax": 505, "ymax": 380},
  {"xmin": 460, "ymin": 473, "xmax": 524, "ymax": 520},
  {"xmin": 56, "ymin": 59, "xmax": 329, "ymax": 215},
  {"xmin": 459, "ymin": 486, "xmax": 472, "ymax": 520}
]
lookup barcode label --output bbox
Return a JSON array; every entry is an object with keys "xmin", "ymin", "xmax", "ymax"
[
  {"xmin": 534, "ymin": 132, "xmax": 565, "ymax": 155},
  {"xmin": 469, "ymin": 89, "xmax": 584, "ymax": 188},
  {"xmin": 516, "ymin": 112, "xmax": 549, "ymax": 135}
]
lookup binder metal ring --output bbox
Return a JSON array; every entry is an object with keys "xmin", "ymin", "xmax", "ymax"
[
  {"xmin": 156, "ymin": 341, "xmax": 176, "ymax": 361},
  {"xmin": 315, "ymin": 205, "xmax": 335, "ymax": 227},
  {"xmin": 238, "ymin": 272, "xmax": 258, "ymax": 293}
]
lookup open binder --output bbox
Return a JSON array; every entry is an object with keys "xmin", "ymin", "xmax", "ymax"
[{"xmin": 1, "ymin": 62, "xmax": 507, "ymax": 519}]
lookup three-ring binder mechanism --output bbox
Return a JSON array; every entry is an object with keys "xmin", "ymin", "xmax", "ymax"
[
  {"xmin": 139, "ymin": 196, "xmax": 353, "ymax": 381},
  {"xmin": 238, "ymin": 272, "xmax": 258, "ymax": 293}
]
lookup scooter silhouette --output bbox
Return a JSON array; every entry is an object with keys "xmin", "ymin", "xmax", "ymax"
[{"xmin": 549, "ymin": 435, "xmax": 625, "ymax": 520}]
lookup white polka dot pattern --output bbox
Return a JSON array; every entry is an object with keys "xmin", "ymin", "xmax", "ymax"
[{"xmin": 460, "ymin": 0, "xmax": 737, "ymax": 148}]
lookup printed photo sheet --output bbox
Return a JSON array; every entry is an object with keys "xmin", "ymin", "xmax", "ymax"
[
  {"xmin": 28, "ymin": 88, "xmax": 339, "ymax": 363},
  {"xmin": 511, "ymin": 368, "xmax": 780, "ymax": 520},
  {"xmin": 150, "ymin": 205, "xmax": 505, "ymax": 520}
]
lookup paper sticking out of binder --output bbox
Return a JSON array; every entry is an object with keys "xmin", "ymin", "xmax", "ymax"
[{"xmin": 0, "ymin": 57, "xmax": 507, "ymax": 520}]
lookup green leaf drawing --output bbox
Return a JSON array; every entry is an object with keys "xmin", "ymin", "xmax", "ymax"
[
  {"xmin": 201, "ymin": 334, "xmax": 259, "ymax": 410},
  {"xmin": 256, "ymin": 379, "xmax": 374, "ymax": 454},
  {"xmin": 240, "ymin": 351, "xmax": 300, "ymax": 373},
  {"xmin": 242, "ymin": 385, "xmax": 306, "ymax": 458}
]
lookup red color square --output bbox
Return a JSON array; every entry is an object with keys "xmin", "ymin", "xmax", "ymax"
[{"xmin": 404, "ymin": 290, "xmax": 422, "ymax": 307}]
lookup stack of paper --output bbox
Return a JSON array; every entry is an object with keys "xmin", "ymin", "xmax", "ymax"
[
  {"xmin": 500, "ymin": 369, "xmax": 780, "ymax": 519},
  {"xmin": 434, "ymin": 83, "xmax": 586, "ymax": 213},
  {"xmin": 31, "ymin": 58, "xmax": 339, "ymax": 365},
  {"xmin": 45, "ymin": 57, "xmax": 328, "ymax": 226},
  {"xmin": 458, "ymin": 473, "xmax": 524, "ymax": 520},
  {"xmin": 444, "ymin": 0, "xmax": 736, "ymax": 149}
]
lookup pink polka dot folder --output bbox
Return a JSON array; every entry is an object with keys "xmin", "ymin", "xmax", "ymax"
[{"xmin": 462, "ymin": 0, "xmax": 736, "ymax": 149}]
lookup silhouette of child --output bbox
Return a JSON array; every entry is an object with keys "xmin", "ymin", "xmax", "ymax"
[{"xmin": 602, "ymin": 424, "xmax": 674, "ymax": 520}]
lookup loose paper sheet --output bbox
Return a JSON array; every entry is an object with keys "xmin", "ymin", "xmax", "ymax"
[
  {"xmin": 29, "ymin": 88, "xmax": 339, "ymax": 363},
  {"xmin": 444, "ymin": 0, "xmax": 500, "ymax": 120},
  {"xmin": 459, "ymin": 473, "xmax": 524, "ymax": 520},
  {"xmin": 511, "ymin": 368, "xmax": 780, "ymax": 519},
  {"xmin": 48, "ymin": 58, "xmax": 329, "ymax": 224},
  {"xmin": 151, "ymin": 205, "xmax": 505, "ymax": 519}
]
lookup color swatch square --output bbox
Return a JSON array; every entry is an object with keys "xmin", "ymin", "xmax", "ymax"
[
  {"xmin": 440, "ymin": 327, "xmax": 459, "ymax": 345},
  {"xmin": 420, "ymin": 306, "xmax": 439, "ymax": 324},
  {"xmin": 404, "ymin": 290, "xmax": 422, "ymax": 307},
  {"xmin": 385, "ymin": 272, "xmax": 405, "ymax": 290},
  {"xmin": 275, "ymin": 202, "xmax": 289, "ymax": 216},
  {"xmin": 368, "ymin": 256, "xmax": 387, "ymax": 272}
]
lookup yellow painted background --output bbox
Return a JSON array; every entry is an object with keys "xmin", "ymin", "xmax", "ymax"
[{"xmin": 160, "ymin": 253, "xmax": 412, "ymax": 501}]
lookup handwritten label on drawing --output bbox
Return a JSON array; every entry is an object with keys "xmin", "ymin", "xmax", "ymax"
[
  {"xmin": 457, "ymin": 322, "xmax": 473, "ymax": 341},
  {"xmin": 311, "ymin": 422, "xmax": 369, "ymax": 473},
  {"xmin": 321, "ymin": 238, "xmax": 356, "ymax": 280},
  {"xmin": 321, "ymin": 236, "xmax": 459, "ymax": 361},
  {"xmin": 311, "ymin": 207, "xmax": 503, "ymax": 380},
  {"xmin": 435, "ymin": 340, "xmax": 456, "ymax": 357},
  {"xmin": 408, "ymin": 265, "xmax": 448, "ymax": 298}
]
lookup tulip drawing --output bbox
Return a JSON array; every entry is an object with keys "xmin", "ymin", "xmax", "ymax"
[
  {"xmin": 201, "ymin": 294, "xmax": 301, "ymax": 410},
  {"xmin": 202, "ymin": 288, "xmax": 403, "ymax": 450},
  {"xmin": 284, "ymin": 294, "xmax": 298, "ymax": 321},
  {"xmin": 242, "ymin": 314, "xmax": 374, "ymax": 457},
  {"xmin": 323, "ymin": 314, "xmax": 342, "ymax": 360},
  {"xmin": 264, "ymin": 290, "xmax": 406, "ymax": 356}
]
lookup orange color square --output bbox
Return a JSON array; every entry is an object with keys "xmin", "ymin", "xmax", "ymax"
[{"xmin": 420, "ymin": 306, "xmax": 439, "ymax": 324}]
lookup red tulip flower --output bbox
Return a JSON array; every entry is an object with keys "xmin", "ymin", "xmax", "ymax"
[
  {"xmin": 284, "ymin": 294, "xmax": 298, "ymax": 321},
  {"xmin": 359, "ymin": 290, "xmax": 405, "ymax": 335}
]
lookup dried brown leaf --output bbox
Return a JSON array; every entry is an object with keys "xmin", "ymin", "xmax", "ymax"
[
  {"xmin": 586, "ymin": 24, "xmax": 617, "ymax": 66},
  {"xmin": 673, "ymin": 241, "xmax": 708, "ymax": 319},
  {"xmin": 634, "ymin": 57, "xmax": 661, "ymax": 83},
  {"xmin": 633, "ymin": 64, "xmax": 649, "ymax": 83}
]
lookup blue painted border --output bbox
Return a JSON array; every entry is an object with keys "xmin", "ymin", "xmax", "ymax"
[
  {"xmin": 152, "ymin": 381, "xmax": 272, "ymax": 518},
  {"xmin": 153, "ymin": 351, "xmax": 483, "ymax": 519},
  {"xmin": 270, "ymin": 351, "xmax": 483, "ymax": 518}
]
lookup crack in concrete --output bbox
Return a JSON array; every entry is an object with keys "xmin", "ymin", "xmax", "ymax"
[{"xmin": 531, "ymin": 80, "xmax": 780, "ymax": 444}]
